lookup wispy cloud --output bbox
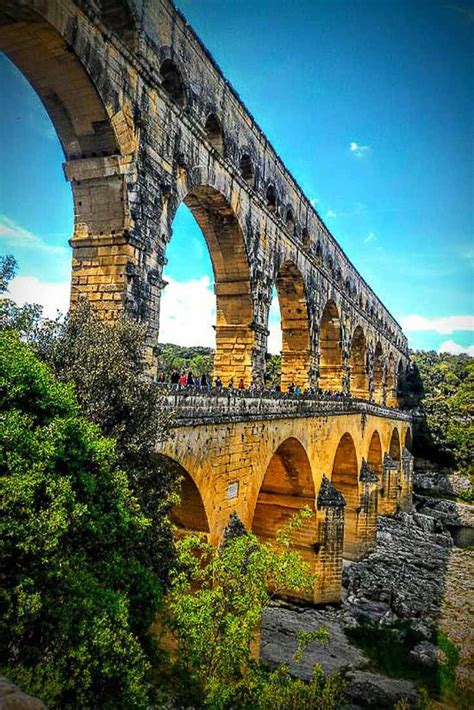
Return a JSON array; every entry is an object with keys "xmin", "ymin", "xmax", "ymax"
[
  {"xmin": 325, "ymin": 209, "xmax": 337, "ymax": 219},
  {"xmin": 364, "ymin": 231, "xmax": 376, "ymax": 243},
  {"xmin": 438, "ymin": 340, "xmax": 474, "ymax": 356},
  {"xmin": 0, "ymin": 214, "xmax": 69, "ymax": 257},
  {"xmin": 349, "ymin": 141, "xmax": 371, "ymax": 158},
  {"xmin": 401, "ymin": 314, "xmax": 474, "ymax": 334}
]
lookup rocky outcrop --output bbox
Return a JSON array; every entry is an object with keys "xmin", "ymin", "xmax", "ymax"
[
  {"xmin": 262, "ymin": 496, "xmax": 474, "ymax": 705},
  {"xmin": 413, "ymin": 465, "xmax": 472, "ymax": 499},
  {"xmin": 261, "ymin": 604, "xmax": 419, "ymax": 708},
  {"xmin": 0, "ymin": 677, "xmax": 45, "ymax": 710},
  {"xmin": 343, "ymin": 512, "xmax": 453, "ymax": 631}
]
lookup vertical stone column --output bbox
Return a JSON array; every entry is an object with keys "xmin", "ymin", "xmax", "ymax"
[
  {"xmin": 399, "ymin": 447, "xmax": 414, "ymax": 512},
  {"xmin": 379, "ymin": 453, "xmax": 400, "ymax": 515},
  {"xmin": 251, "ymin": 274, "xmax": 273, "ymax": 388},
  {"xmin": 66, "ymin": 155, "xmax": 139, "ymax": 322},
  {"xmin": 314, "ymin": 476, "xmax": 345, "ymax": 604},
  {"xmin": 356, "ymin": 459, "xmax": 379, "ymax": 558}
]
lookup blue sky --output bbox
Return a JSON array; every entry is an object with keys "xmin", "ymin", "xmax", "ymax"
[{"xmin": 0, "ymin": 0, "xmax": 473, "ymax": 354}]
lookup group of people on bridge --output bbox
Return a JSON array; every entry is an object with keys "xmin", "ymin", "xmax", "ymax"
[{"xmin": 156, "ymin": 370, "xmax": 358, "ymax": 401}]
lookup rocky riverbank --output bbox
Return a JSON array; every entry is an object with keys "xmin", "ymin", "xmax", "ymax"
[{"xmin": 261, "ymin": 490, "xmax": 474, "ymax": 708}]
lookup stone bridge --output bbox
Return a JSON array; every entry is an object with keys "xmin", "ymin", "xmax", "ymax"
[
  {"xmin": 157, "ymin": 387, "xmax": 413, "ymax": 604},
  {"xmin": 0, "ymin": 0, "xmax": 409, "ymax": 396},
  {"xmin": 1, "ymin": 0, "xmax": 414, "ymax": 604}
]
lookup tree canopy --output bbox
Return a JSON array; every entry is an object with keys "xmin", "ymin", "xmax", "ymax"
[{"xmin": 0, "ymin": 331, "xmax": 162, "ymax": 708}]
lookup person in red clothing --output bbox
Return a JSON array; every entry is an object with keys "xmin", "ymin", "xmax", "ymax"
[
  {"xmin": 179, "ymin": 372, "xmax": 187, "ymax": 386},
  {"xmin": 238, "ymin": 377, "xmax": 245, "ymax": 389}
]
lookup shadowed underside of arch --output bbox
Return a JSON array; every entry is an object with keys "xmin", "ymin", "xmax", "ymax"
[
  {"xmin": 350, "ymin": 326, "xmax": 368, "ymax": 399},
  {"xmin": 367, "ymin": 430, "xmax": 383, "ymax": 478},
  {"xmin": 331, "ymin": 433, "xmax": 360, "ymax": 559},
  {"xmin": 0, "ymin": 3, "xmax": 134, "ymax": 321},
  {"xmin": 319, "ymin": 300, "xmax": 343, "ymax": 392},
  {"xmin": 275, "ymin": 262, "xmax": 311, "ymax": 391},
  {"xmin": 389, "ymin": 427, "xmax": 401, "ymax": 461},
  {"xmin": 165, "ymin": 457, "xmax": 210, "ymax": 534},
  {"xmin": 251, "ymin": 437, "xmax": 318, "ymax": 600},
  {"xmin": 178, "ymin": 185, "xmax": 255, "ymax": 386},
  {"xmin": 372, "ymin": 342, "xmax": 384, "ymax": 404},
  {"xmin": 386, "ymin": 352, "xmax": 397, "ymax": 407}
]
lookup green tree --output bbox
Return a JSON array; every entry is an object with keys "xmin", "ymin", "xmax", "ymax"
[
  {"xmin": 0, "ymin": 331, "xmax": 163, "ymax": 708},
  {"xmin": 158, "ymin": 511, "xmax": 346, "ymax": 709},
  {"xmin": 0, "ymin": 292, "xmax": 179, "ymax": 586},
  {"xmin": 406, "ymin": 351, "xmax": 474, "ymax": 473}
]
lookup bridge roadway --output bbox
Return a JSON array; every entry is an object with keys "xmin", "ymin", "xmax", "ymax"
[{"xmin": 156, "ymin": 387, "xmax": 413, "ymax": 604}]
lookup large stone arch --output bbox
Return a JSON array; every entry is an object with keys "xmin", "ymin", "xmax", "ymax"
[
  {"xmin": 331, "ymin": 433, "xmax": 360, "ymax": 559},
  {"xmin": 319, "ymin": 299, "xmax": 343, "ymax": 392},
  {"xmin": 386, "ymin": 352, "xmax": 397, "ymax": 407},
  {"xmin": 372, "ymin": 341, "xmax": 384, "ymax": 404},
  {"xmin": 251, "ymin": 437, "xmax": 318, "ymax": 600},
  {"xmin": 350, "ymin": 325, "xmax": 369, "ymax": 399},
  {"xmin": 389, "ymin": 427, "xmax": 401, "ymax": 462},
  {"xmin": 0, "ymin": 0, "xmax": 136, "ymax": 320},
  {"xmin": 167, "ymin": 181, "xmax": 254, "ymax": 386},
  {"xmin": 274, "ymin": 261, "xmax": 311, "ymax": 391},
  {"xmin": 367, "ymin": 430, "xmax": 383, "ymax": 478},
  {"xmin": 166, "ymin": 460, "xmax": 210, "ymax": 535}
]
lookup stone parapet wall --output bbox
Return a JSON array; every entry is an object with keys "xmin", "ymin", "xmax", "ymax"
[{"xmin": 156, "ymin": 385, "xmax": 412, "ymax": 426}]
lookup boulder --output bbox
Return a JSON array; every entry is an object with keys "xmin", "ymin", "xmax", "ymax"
[
  {"xmin": 409, "ymin": 641, "xmax": 447, "ymax": 668},
  {"xmin": 346, "ymin": 671, "xmax": 418, "ymax": 708},
  {"xmin": 0, "ymin": 677, "xmax": 46, "ymax": 710}
]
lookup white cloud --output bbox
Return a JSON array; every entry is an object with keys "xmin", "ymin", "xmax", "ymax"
[
  {"xmin": 267, "ymin": 296, "xmax": 282, "ymax": 355},
  {"xmin": 349, "ymin": 141, "xmax": 371, "ymax": 158},
  {"xmin": 438, "ymin": 340, "xmax": 474, "ymax": 356},
  {"xmin": 5, "ymin": 275, "xmax": 70, "ymax": 318},
  {"xmin": 159, "ymin": 275, "xmax": 216, "ymax": 347},
  {"xmin": 0, "ymin": 214, "xmax": 68, "ymax": 256},
  {"xmin": 325, "ymin": 209, "xmax": 337, "ymax": 219},
  {"xmin": 400, "ymin": 314, "xmax": 474, "ymax": 334},
  {"xmin": 364, "ymin": 231, "xmax": 376, "ymax": 243}
]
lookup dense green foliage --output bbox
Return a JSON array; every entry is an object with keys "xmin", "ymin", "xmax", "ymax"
[
  {"xmin": 401, "ymin": 351, "xmax": 474, "ymax": 473},
  {"xmin": 157, "ymin": 342, "xmax": 214, "ymax": 380},
  {"xmin": 1, "ymin": 292, "xmax": 179, "ymax": 586},
  {"xmin": 158, "ymin": 512, "xmax": 346, "ymax": 709},
  {"xmin": 0, "ymin": 331, "xmax": 162, "ymax": 708}
]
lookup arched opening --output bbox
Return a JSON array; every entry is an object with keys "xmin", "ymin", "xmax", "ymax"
[
  {"xmin": 162, "ymin": 185, "xmax": 254, "ymax": 386},
  {"xmin": 389, "ymin": 428, "xmax": 401, "ymax": 462},
  {"xmin": 386, "ymin": 352, "xmax": 397, "ymax": 407},
  {"xmin": 302, "ymin": 227, "xmax": 310, "ymax": 250},
  {"xmin": 350, "ymin": 326, "xmax": 368, "ymax": 399},
  {"xmin": 367, "ymin": 430, "xmax": 382, "ymax": 478},
  {"xmin": 166, "ymin": 460, "xmax": 210, "ymax": 534},
  {"xmin": 285, "ymin": 208, "xmax": 295, "ymax": 234},
  {"xmin": 405, "ymin": 427, "xmax": 412, "ymax": 452},
  {"xmin": 315, "ymin": 241, "xmax": 323, "ymax": 262},
  {"xmin": 240, "ymin": 154, "xmax": 254, "ymax": 185},
  {"xmin": 160, "ymin": 59, "xmax": 185, "ymax": 106},
  {"xmin": 274, "ymin": 262, "xmax": 311, "ymax": 391},
  {"xmin": 396, "ymin": 359, "xmax": 405, "ymax": 403},
  {"xmin": 252, "ymin": 438, "xmax": 317, "ymax": 598},
  {"xmin": 0, "ymin": 4, "xmax": 130, "ymax": 322},
  {"xmin": 319, "ymin": 300, "xmax": 343, "ymax": 392},
  {"xmin": 331, "ymin": 433, "xmax": 359, "ymax": 558},
  {"xmin": 266, "ymin": 184, "xmax": 277, "ymax": 212},
  {"xmin": 372, "ymin": 342, "xmax": 384, "ymax": 404},
  {"xmin": 204, "ymin": 113, "xmax": 224, "ymax": 155}
]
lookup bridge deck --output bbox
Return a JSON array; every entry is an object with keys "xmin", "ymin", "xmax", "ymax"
[{"xmin": 156, "ymin": 385, "xmax": 412, "ymax": 426}]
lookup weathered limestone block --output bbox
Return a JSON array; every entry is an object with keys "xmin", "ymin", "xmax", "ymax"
[{"xmin": 315, "ymin": 476, "xmax": 345, "ymax": 604}]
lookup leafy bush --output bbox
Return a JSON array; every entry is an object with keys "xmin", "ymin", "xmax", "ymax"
[
  {"xmin": 157, "ymin": 511, "xmax": 346, "ymax": 709},
  {"xmin": 0, "ymin": 331, "xmax": 164, "ymax": 707}
]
